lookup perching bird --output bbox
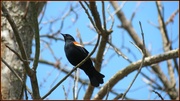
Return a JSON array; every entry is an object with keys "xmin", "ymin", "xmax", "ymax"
[{"xmin": 61, "ymin": 33, "xmax": 104, "ymax": 87}]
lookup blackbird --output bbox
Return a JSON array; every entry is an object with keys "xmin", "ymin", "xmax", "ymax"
[{"xmin": 61, "ymin": 33, "xmax": 104, "ymax": 87}]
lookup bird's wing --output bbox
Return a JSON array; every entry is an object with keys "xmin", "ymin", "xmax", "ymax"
[
  {"xmin": 73, "ymin": 41, "xmax": 89, "ymax": 54},
  {"xmin": 73, "ymin": 41, "xmax": 83, "ymax": 47}
]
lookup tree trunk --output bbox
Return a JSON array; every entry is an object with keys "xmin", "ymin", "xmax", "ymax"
[{"xmin": 1, "ymin": 1, "xmax": 45, "ymax": 99}]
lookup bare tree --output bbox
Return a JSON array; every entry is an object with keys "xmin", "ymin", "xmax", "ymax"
[{"xmin": 1, "ymin": 1, "xmax": 179, "ymax": 100}]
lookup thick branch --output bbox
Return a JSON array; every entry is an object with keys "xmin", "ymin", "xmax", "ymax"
[
  {"xmin": 93, "ymin": 49, "xmax": 179, "ymax": 99},
  {"xmin": 89, "ymin": 2, "xmax": 103, "ymax": 33}
]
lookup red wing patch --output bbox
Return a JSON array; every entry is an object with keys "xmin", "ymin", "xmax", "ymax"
[{"xmin": 73, "ymin": 41, "xmax": 83, "ymax": 47}]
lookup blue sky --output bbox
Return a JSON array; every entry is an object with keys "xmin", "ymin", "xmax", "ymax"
[{"xmin": 27, "ymin": 1, "xmax": 179, "ymax": 100}]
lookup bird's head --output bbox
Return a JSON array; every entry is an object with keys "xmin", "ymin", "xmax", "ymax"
[{"xmin": 61, "ymin": 33, "xmax": 75, "ymax": 42}]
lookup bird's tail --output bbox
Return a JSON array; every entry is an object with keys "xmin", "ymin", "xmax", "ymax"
[{"xmin": 83, "ymin": 66, "xmax": 105, "ymax": 87}]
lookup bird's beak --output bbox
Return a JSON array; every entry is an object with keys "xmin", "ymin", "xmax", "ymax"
[{"xmin": 60, "ymin": 33, "xmax": 65, "ymax": 37}]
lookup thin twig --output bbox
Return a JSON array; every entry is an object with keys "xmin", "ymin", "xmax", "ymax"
[
  {"xmin": 1, "ymin": 58, "xmax": 32, "ymax": 98},
  {"xmin": 102, "ymin": 1, "xmax": 106, "ymax": 30},
  {"xmin": 84, "ymin": 1, "xmax": 89, "ymax": 9},
  {"xmin": 153, "ymin": 90, "xmax": 164, "ymax": 100},
  {"xmin": 120, "ymin": 21, "xmax": 146, "ymax": 100},
  {"xmin": 42, "ymin": 34, "xmax": 101, "ymax": 99},
  {"xmin": 73, "ymin": 69, "xmax": 79, "ymax": 100},
  {"xmin": 147, "ymin": 20, "xmax": 159, "ymax": 28},
  {"xmin": 76, "ymin": 29, "xmax": 83, "ymax": 46},
  {"xmin": 79, "ymin": 1, "xmax": 100, "ymax": 34},
  {"xmin": 107, "ymin": 1, "xmax": 126, "ymax": 20},
  {"xmin": 38, "ymin": 3, "xmax": 47, "ymax": 24},
  {"xmin": 130, "ymin": 2, "xmax": 141, "ymax": 22},
  {"xmin": 113, "ymin": 93, "xmax": 123, "ymax": 100},
  {"xmin": 1, "ymin": 58, "xmax": 24, "ymax": 86},
  {"xmin": 31, "ymin": 2, "xmax": 40, "ymax": 71},
  {"xmin": 22, "ymin": 2, "xmax": 30, "ymax": 19},
  {"xmin": 40, "ymin": 34, "xmax": 63, "ymax": 41},
  {"xmin": 89, "ymin": 2, "xmax": 103, "ymax": 33},
  {"xmin": 24, "ymin": 87, "xmax": 28, "ymax": 100},
  {"xmin": 73, "ymin": 70, "xmax": 76, "ymax": 100},
  {"xmin": 62, "ymin": 85, "xmax": 68, "ymax": 100},
  {"xmin": 5, "ymin": 45, "xmax": 27, "ymax": 62},
  {"xmin": 105, "ymin": 84, "xmax": 110, "ymax": 100},
  {"xmin": 75, "ymin": 69, "xmax": 79, "ymax": 99},
  {"xmin": 140, "ymin": 72, "xmax": 163, "ymax": 90},
  {"xmin": 165, "ymin": 9, "xmax": 179, "ymax": 25},
  {"xmin": 45, "ymin": 42, "xmax": 59, "ymax": 61},
  {"xmin": 107, "ymin": 4, "xmax": 114, "ymax": 31},
  {"xmin": 107, "ymin": 41, "xmax": 132, "ymax": 63},
  {"xmin": 129, "ymin": 41, "xmax": 142, "ymax": 54}
]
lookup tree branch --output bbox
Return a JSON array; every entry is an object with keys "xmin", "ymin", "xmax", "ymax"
[
  {"xmin": 31, "ymin": 2, "xmax": 40, "ymax": 71},
  {"xmin": 121, "ymin": 21, "xmax": 146, "ymax": 99},
  {"xmin": 93, "ymin": 48, "xmax": 179, "ymax": 99}
]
